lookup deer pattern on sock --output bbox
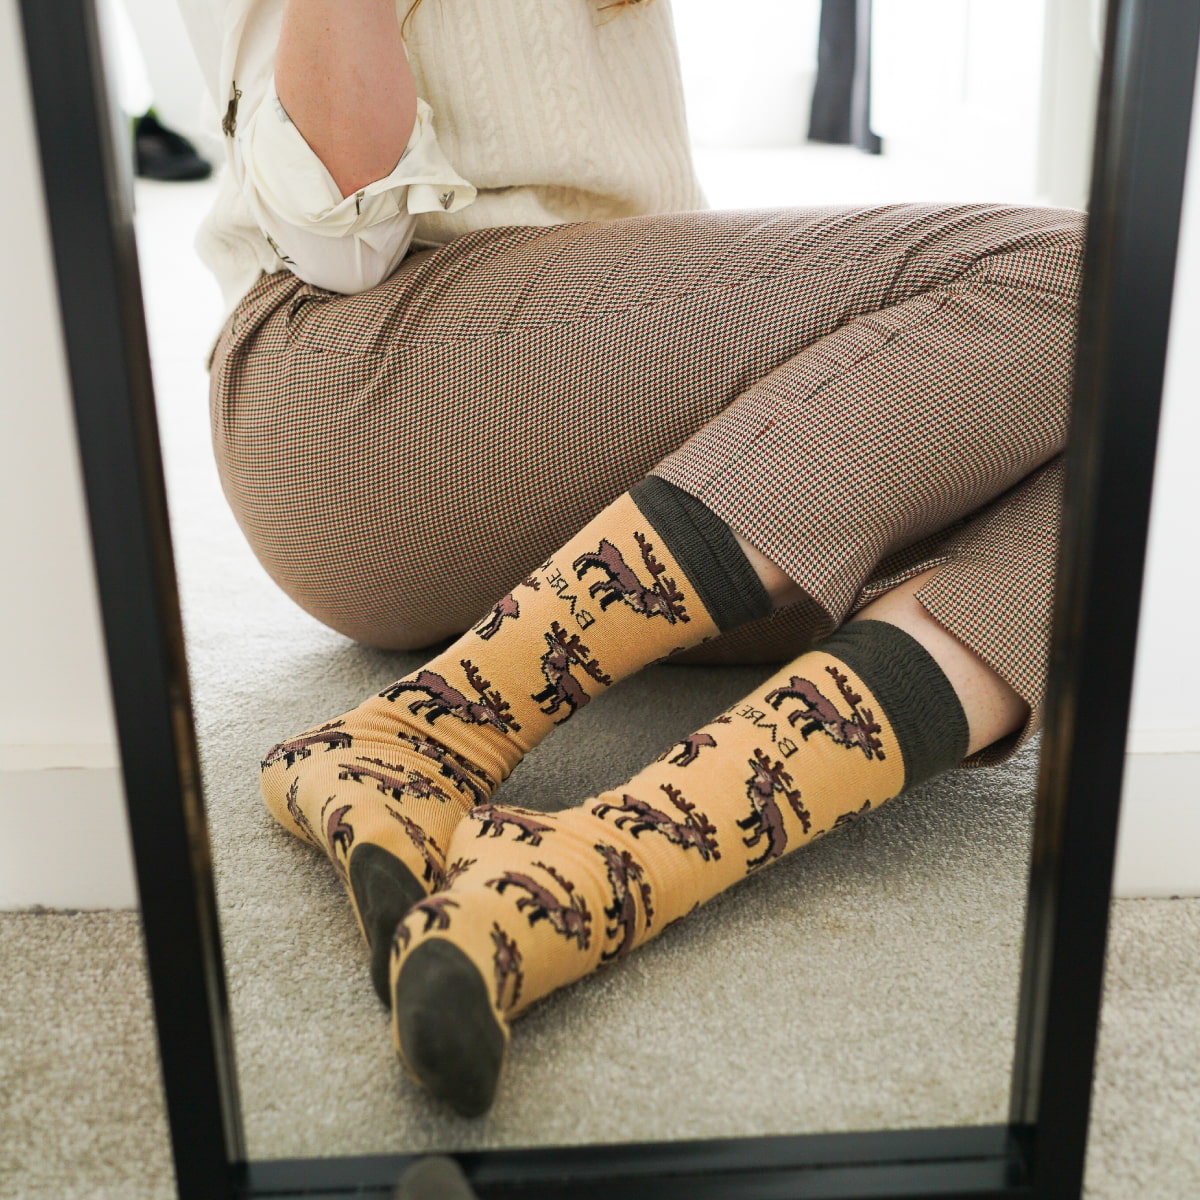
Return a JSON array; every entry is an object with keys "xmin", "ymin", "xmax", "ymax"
[
  {"xmin": 389, "ymin": 812, "xmax": 446, "ymax": 886},
  {"xmin": 336, "ymin": 757, "xmax": 454, "ymax": 804},
  {"xmin": 381, "ymin": 661, "xmax": 522, "ymax": 733},
  {"xmin": 391, "ymin": 729, "xmax": 495, "ymax": 807},
  {"xmin": 411, "ymin": 895, "xmax": 459, "ymax": 933},
  {"xmin": 444, "ymin": 856, "xmax": 477, "ymax": 887},
  {"xmin": 832, "ymin": 799, "xmax": 873, "ymax": 831},
  {"xmin": 737, "ymin": 749, "xmax": 811, "ymax": 869},
  {"xmin": 488, "ymin": 863, "xmax": 593, "ymax": 950},
  {"xmin": 474, "ymin": 593, "xmax": 521, "ymax": 640},
  {"xmin": 470, "ymin": 804, "xmax": 555, "ymax": 845},
  {"xmin": 321, "ymin": 798, "xmax": 355, "ymax": 879},
  {"xmin": 530, "ymin": 621, "xmax": 613, "ymax": 722},
  {"xmin": 764, "ymin": 667, "xmax": 886, "ymax": 760},
  {"xmin": 596, "ymin": 843, "xmax": 654, "ymax": 962},
  {"xmin": 284, "ymin": 778, "xmax": 320, "ymax": 847},
  {"xmin": 592, "ymin": 783, "xmax": 721, "ymax": 862},
  {"xmin": 572, "ymin": 532, "xmax": 690, "ymax": 624},
  {"xmin": 655, "ymin": 731, "xmax": 718, "ymax": 767},
  {"xmin": 491, "ymin": 923, "xmax": 524, "ymax": 1011},
  {"xmin": 261, "ymin": 720, "xmax": 353, "ymax": 769}
]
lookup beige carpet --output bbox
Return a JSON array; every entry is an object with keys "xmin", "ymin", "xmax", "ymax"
[
  {"xmin": 4, "ymin": 898, "xmax": 1198, "ymax": 1199},
  {"xmin": 4, "ymin": 179, "xmax": 1198, "ymax": 1199}
]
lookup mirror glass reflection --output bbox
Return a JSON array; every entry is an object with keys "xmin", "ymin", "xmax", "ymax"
[{"xmin": 118, "ymin": 0, "xmax": 1102, "ymax": 1158}]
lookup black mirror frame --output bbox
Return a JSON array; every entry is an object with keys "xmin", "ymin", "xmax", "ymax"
[{"xmin": 18, "ymin": 0, "xmax": 1199, "ymax": 1195}]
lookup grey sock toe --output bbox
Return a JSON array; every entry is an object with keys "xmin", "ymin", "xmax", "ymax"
[{"xmin": 394, "ymin": 938, "xmax": 506, "ymax": 1118}]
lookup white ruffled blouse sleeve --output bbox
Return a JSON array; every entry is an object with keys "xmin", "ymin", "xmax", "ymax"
[{"xmin": 237, "ymin": 81, "xmax": 477, "ymax": 294}]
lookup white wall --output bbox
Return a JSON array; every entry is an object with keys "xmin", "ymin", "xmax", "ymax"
[
  {"xmin": 0, "ymin": 0, "xmax": 134, "ymax": 908},
  {"xmin": 1036, "ymin": 0, "xmax": 1106, "ymax": 210},
  {"xmin": 0, "ymin": 0, "xmax": 1195, "ymax": 908},
  {"xmin": 872, "ymin": 0, "xmax": 1049, "ymax": 201},
  {"xmin": 674, "ymin": 0, "xmax": 821, "ymax": 147},
  {"xmin": 1129, "ymin": 83, "xmax": 1200, "ymax": 754},
  {"xmin": 868, "ymin": 0, "xmax": 1105, "ymax": 210}
]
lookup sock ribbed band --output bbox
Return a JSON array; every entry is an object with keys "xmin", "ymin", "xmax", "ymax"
[
  {"xmin": 817, "ymin": 619, "xmax": 970, "ymax": 788},
  {"xmin": 630, "ymin": 476, "xmax": 773, "ymax": 633}
]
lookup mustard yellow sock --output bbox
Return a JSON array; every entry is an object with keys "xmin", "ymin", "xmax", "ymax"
[
  {"xmin": 260, "ymin": 483, "xmax": 768, "ymax": 1002},
  {"xmin": 388, "ymin": 619, "xmax": 969, "ymax": 1115}
]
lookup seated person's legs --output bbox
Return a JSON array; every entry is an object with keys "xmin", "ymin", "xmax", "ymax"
[
  {"xmin": 214, "ymin": 204, "xmax": 1082, "ymax": 664},
  {"xmin": 388, "ymin": 543, "xmax": 1041, "ymax": 1116},
  {"xmin": 383, "ymin": 263, "xmax": 1071, "ymax": 1110},
  {"xmin": 250, "ymin": 202, "xmax": 1076, "ymax": 1094}
]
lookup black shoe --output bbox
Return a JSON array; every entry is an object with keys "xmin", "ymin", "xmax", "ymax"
[{"xmin": 134, "ymin": 111, "xmax": 212, "ymax": 182}]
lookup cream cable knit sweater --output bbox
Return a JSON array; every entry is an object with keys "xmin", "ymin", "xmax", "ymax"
[
  {"xmin": 178, "ymin": 0, "xmax": 707, "ymax": 312},
  {"xmin": 402, "ymin": 0, "xmax": 705, "ymax": 237}
]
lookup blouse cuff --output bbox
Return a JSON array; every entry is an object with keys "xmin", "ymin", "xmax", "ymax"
[{"xmin": 241, "ymin": 82, "xmax": 477, "ymax": 239}]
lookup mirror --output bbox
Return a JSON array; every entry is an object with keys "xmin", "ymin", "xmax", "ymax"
[{"xmin": 114, "ymin": 0, "xmax": 1104, "ymax": 1163}]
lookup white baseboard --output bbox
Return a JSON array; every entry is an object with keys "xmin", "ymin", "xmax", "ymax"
[
  {"xmin": 1124, "ymin": 728, "xmax": 1200, "ymax": 755},
  {"xmin": 1114, "ymin": 752, "xmax": 1200, "ymax": 897},
  {"xmin": 0, "ymin": 764, "xmax": 137, "ymax": 909}
]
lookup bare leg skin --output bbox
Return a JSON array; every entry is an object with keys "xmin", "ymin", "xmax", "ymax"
[{"xmin": 736, "ymin": 535, "xmax": 1028, "ymax": 758}]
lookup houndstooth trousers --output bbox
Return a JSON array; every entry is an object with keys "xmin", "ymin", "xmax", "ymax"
[{"xmin": 209, "ymin": 203, "xmax": 1086, "ymax": 767}]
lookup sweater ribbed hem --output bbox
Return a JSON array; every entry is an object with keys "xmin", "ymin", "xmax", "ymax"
[
  {"xmin": 629, "ymin": 477, "xmax": 773, "ymax": 634},
  {"xmin": 816, "ymin": 619, "xmax": 970, "ymax": 789}
]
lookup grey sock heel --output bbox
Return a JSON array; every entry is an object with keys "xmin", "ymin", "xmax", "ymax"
[{"xmin": 348, "ymin": 843, "xmax": 427, "ymax": 1005}]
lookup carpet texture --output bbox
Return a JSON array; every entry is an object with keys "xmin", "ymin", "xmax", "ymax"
[
  {"xmin": 4, "ymin": 901, "xmax": 1199, "ymax": 1198},
  {"xmin": 3, "ymin": 178, "xmax": 1197, "ymax": 1199}
]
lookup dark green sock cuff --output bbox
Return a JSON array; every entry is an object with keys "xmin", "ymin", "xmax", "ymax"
[
  {"xmin": 629, "ymin": 476, "xmax": 773, "ymax": 633},
  {"xmin": 816, "ymin": 619, "xmax": 970, "ymax": 789}
]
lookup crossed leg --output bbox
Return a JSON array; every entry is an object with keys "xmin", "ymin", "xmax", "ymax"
[{"xmin": 384, "ymin": 542, "xmax": 1031, "ymax": 1114}]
